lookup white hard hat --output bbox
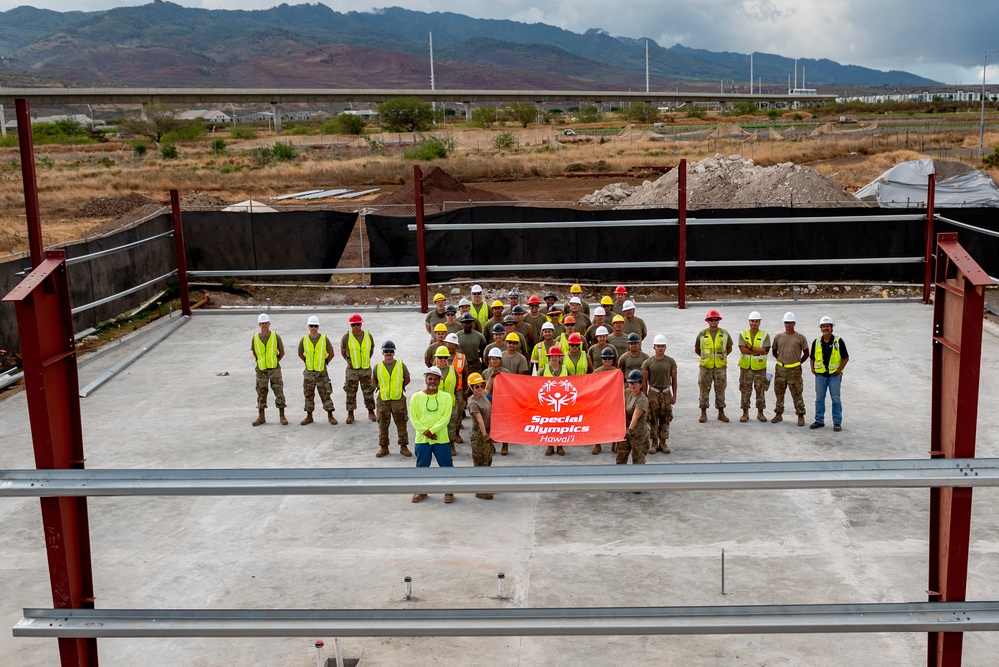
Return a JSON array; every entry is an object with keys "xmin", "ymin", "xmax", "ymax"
[
  {"xmin": 541, "ymin": 321, "xmax": 555, "ymax": 331},
  {"xmin": 748, "ymin": 311, "xmax": 762, "ymax": 321},
  {"xmin": 424, "ymin": 366, "xmax": 442, "ymax": 378},
  {"xmin": 569, "ymin": 296, "xmax": 581, "ymax": 304},
  {"xmin": 653, "ymin": 334, "xmax": 667, "ymax": 345},
  {"xmin": 307, "ymin": 315, "xmax": 320, "ymax": 326},
  {"xmin": 783, "ymin": 312, "xmax": 796, "ymax": 323},
  {"xmin": 622, "ymin": 300, "xmax": 636, "ymax": 311},
  {"xmin": 257, "ymin": 313, "xmax": 270, "ymax": 324},
  {"xmin": 819, "ymin": 315, "xmax": 834, "ymax": 326},
  {"xmin": 488, "ymin": 347, "xmax": 503, "ymax": 358},
  {"xmin": 444, "ymin": 333, "xmax": 459, "ymax": 344},
  {"xmin": 595, "ymin": 326, "xmax": 609, "ymax": 336},
  {"xmin": 458, "ymin": 297, "xmax": 470, "ymax": 307},
  {"xmin": 594, "ymin": 306, "xmax": 606, "ymax": 316},
  {"xmin": 471, "ymin": 284, "xmax": 483, "ymax": 293}
]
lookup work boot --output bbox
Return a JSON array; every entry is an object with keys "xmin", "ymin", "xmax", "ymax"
[
  {"xmin": 400, "ymin": 445, "xmax": 413, "ymax": 457},
  {"xmin": 278, "ymin": 408, "xmax": 289, "ymax": 426},
  {"xmin": 809, "ymin": 421, "xmax": 824, "ymax": 429},
  {"xmin": 797, "ymin": 415, "xmax": 805, "ymax": 427},
  {"xmin": 346, "ymin": 411, "xmax": 355, "ymax": 424},
  {"xmin": 649, "ymin": 442, "xmax": 659, "ymax": 454},
  {"xmin": 661, "ymin": 442, "xmax": 671, "ymax": 454},
  {"xmin": 591, "ymin": 443, "xmax": 602, "ymax": 455},
  {"xmin": 545, "ymin": 446, "xmax": 555, "ymax": 456},
  {"xmin": 475, "ymin": 493, "xmax": 494, "ymax": 500},
  {"xmin": 368, "ymin": 409, "xmax": 376, "ymax": 422},
  {"xmin": 450, "ymin": 443, "xmax": 457, "ymax": 456},
  {"xmin": 771, "ymin": 413, "xmax": 783, "ymax": 423},
  {"xmin": 252, "ymin": 409, "xmax": 266, "ymax": 426},
  {"xmin": 699, "ymin": 408, "xmax": 708, "ymax": 423},
  {"xmin": 411, "ymin": 493, "xmax": 428, "ymax": 503},
  {"xmin": 455, "ymin": 433, "xmax": 464, "ymax": 444},
  {"xmin": 556, "ymin": 446, "xmax": 565, "ymax": 456},
  {"xmin": 443, "ymin": 494, "xmax": 454, "ymax": 504},
  {"xmin": 718, "ymin": 409, "xmax": 729, "ymax": 423},
  {"xmin": 327, "ymin": 410, "xmax": 337, "ymax": 425},
  {"xmin": 757, "ymin": 409, "xmax": 767, "ymax": 423},
  {"xmin": 500, "ymin": 443, "xmax": 509, "ymax": 456},
  {"xmin": 740, "ymin": 409, "xmax": 749, "ymax": 423},
  {"xmin": 375, "ymin": 445, "xmax": 390, "ymax": 458},
  {"xmin": 300, "ymin": 412, "xmax": 314, "ymax": 426}
]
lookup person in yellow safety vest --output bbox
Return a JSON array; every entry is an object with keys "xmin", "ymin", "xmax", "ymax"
[
  {"xmin": 434, "ymin": 345, "xmax": 462, "ymax": 456},
  {"xmin": 251, "ymin": 312, "xmax": 287, "ymax": 426},
  {"xmin": 425, "ymin": 324, "xmax": 448, "ymax": 367},
  {"xmin": 771, "ymin": 311, "xmax": 810, "ymax": 427},
  {"xmin": 531, "ymin": 321, "xmax": 557, "ymax": 374},
  {"xmin": 297, "ymin": 315, "xmax": 337, "ymax": 426},
  {"xmin": 809, "ymin": 315, "xmax": 850, "ymax": 432},
  {"xmin": 443, "ymin": 333, "xmax": 469, "ymax": 445},
  {"xmin": 694, "ymin": 309, "xmax": 733, "ymax": 423},
  {"xmin": 340, "ymin": 313, "xmax": 376, "ymax": 424},
  {"xmin": 558, "ymin": 317, "xmax": 586, "ymax": 354},
  {"xmin": 737, "ymin": 310, "xmax": 772, "ymax": 424},
  {"xmin": 425, "ymin": 293, "xmax": 448, "ymax": 337},
  {"xmin": 468, "ymin": 284, "xmax": 490, "ymax": 331},
  {"xmin": 541, "ymin": 347, "xmax": 569, "ymax": 458},
  {"xmin": 372, "ymin": 340, "xmax": 412, "ymax": 458},
  {"xmin": 564, "ymin": 333, "xmax": 590, "ymax": 375}
]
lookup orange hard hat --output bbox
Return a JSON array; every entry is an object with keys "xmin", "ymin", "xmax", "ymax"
[
  {"xmin": 705, "ymin": 309, "xmax": 722, "ymax": 322},
  {"xmin": 563, "ymin": 315, "xmax": 576, "ymax": 325},
  {"xmin": 348, "ymin": 313, "xmax": 363, "ymax": 324}
]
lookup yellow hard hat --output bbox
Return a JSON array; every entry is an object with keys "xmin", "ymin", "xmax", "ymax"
[
  {"xmin": 491, "ymin": 299, "xmax": 504, "ymax": 308},
  {"xmin": 600, "ymin": 295, "xmax": 614, "ymax": 305},
  {"xmin": 570, "ymin": 284, "xmax": 582, "ymax": 293},
  {"xmin": 468, "ymin": 372, "xmax": 485, "ymax": 386},
  {"xmin": 433, "ymin": 293, "xmax": 445, "ymax": 302},
  {"xmin": 612, "ymin": 314, "xmax": 626, "ymax": 323},
  {"xmin": 435, "ymin": 345, "xmax": 450, "ymax": 357},
  {"xmin": 505, "ymin": 332, "xmax": 520, "ymax": 343},
  {"xmin": 433, "ymin": 323, "xmax": 448, "ymax": 332}
]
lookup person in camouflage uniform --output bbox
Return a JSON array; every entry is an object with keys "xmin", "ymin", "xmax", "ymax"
[
  {"xmin": 372, "ymin": 340, "xmax": 412, "ymax": 458},
  {"xmin": 694, "ymin": 309, "xmax": 733, "ymax": 423},
  {"xmin": 771, "ymin": 312, "xmax": 810, "ymax": 427},
  {"xmin": 618, "ymin": 369, "xmax": 650, "ymax": 465},
  {"xmin": 251, "ymin": 313, "xmax": 287, "ymax": 426},
  {"xmin": 466, "ymin": 373, "xmax": 496, "ymax": 499},
  {"xmin": 297, "ymin": 315, "xmax": 337, "ymax": 426},
  {"xmin": 340, "ymin": 313, "xmax": 376, "ymax": 424},
  {"xmin": 738, "ymin": 311, "xmax": 772, "ymax": 423},
  {"xmin": 642, "ymin": 334, "xmax": 677, "ymax": 454}
]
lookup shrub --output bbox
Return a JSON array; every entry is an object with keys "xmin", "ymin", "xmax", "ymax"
[
  {"xmin": 160, "ymin": 144, "xmax": 178, "ymax": 159},
  {"xmin": 132, "ymin": 142, "xmax": 148, "ymax": 157},
  {"xmin": 271, "ymin": 141, "xmax": 298, "ymax": 161},
  {"xmin": 210, "ymin": 138, "xmax": 227, "ymax": 155},
  {"xmin": 281, "ymin": 124, "xmax": 314, "ymax": 135},
  {"xmin": 323, "ymin": 113, "xmax": 366, "ymax": 135},
  {"xmin": 731, "ymin": 100, "xmax": 758, "ymax": 116},
  {"xmin": 403, "ymin": 135, "xmax": 454, "ymax": 160},
  {"xmin": 365, "ymin": 136, "xmax": 385, "ymax": 155},
  {"xmin": 230, "ymin": 126, "xmax": 256, "ymax": 139},
  {"xmin": 983, "ymin": 147, "xmax": 999, "ymax": 169},
  {"xmin": 492, "ymin": 132, "xmax": 515, "ymax": 150},
  {"xmin": 767, "ymin": 109, "xmax": 780, "ymax": 121}
]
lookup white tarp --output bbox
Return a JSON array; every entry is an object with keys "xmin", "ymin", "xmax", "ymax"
[
  {"xmin": 855, "ymin": 158, "xmax": 999, "ymax": 208},
  {"xmin": 222, "ymin": 200, "xmax": 277, "ymax": 212}
]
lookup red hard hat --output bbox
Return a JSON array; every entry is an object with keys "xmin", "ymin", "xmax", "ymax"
[
  {"xmin": 527, "ymin": 294, "xmax": 541, "ymax": 305},
  {"xmin": 705, "ymin": 309, "xmax": 722, "ymax": 322},
  {"xmin": 548, "ymin": 346, "xmax": 564, "ymax": 356},
  {"xmin": 567, "ymin": 333, "xmax": 583, "ymax": 345},
  {"xmin": 348, "ymin": 313, "xmax": 363, "ymax": 324},
  {"xmin": 614, "ymin": 285, "xmax": 628, "ymax": 294}
]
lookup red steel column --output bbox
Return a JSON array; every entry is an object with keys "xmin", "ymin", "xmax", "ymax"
[
  {"xmin": 926, "ymin": 232, "xmax": 989, "ymax": 667},
  {"xmin": 170, "ymin": 190, "xmax": 192, "ymax": 316},
  {"xmin": 677, "ymin": 158, "xmax": 687, "ymax": 310},
  {"xmin": 15, "ymin": 98, "xmax": 44, "ymax": 269},
  {"xmin": 414, "ymin": 165, "xmax": 429, "ymax": 314},
  {"xmin": 3, "ymin": 251, "xmax": 98, "ymax": 666},
  {"xmin": 922, "ymin": 173, "xmax": 936, "ymax": 304}
]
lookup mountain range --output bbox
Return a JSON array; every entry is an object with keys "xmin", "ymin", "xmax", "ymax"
[{"xmin": 0, "ymin": 1, "xmax": 937, "ymax": 91}]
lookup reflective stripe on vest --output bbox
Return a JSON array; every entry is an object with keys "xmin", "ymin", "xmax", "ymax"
[
  {"xmin": 303, "ymin": 334, "xmax": 327, "ymax": 372},
  {"xmin": 533, "ymin": 342, "xmax": 550, "ymax": 372},
  {"xmin": 565, "ymin": 353, "xmax": 589, "ymax": 375},
  {"xmin": 556, "ymin": 333, "xmax": 570, "ymax": 354},
  {"xmin": 699, "ymin": 330, "xmax": 729, "ymax": 368},
  {"xmin": 451, "ymin": 353, "xmax": 466, "ymax": 390},
  {"xmin": 375, "ymin": 361, "xmax": 404, "ymax": 400},
  {"xmin": 812, "ymin": 336, "xmax": 843, "ymax": 374},
  {"xmin": 254, "ymin": 333, "xmax": 279, "ymax": 370},
  {"xmin": 347, "ymin": 331, "xmax": 373, "ymax": 369},
  {"xmin": 738, "ymin": 329, "xmax": 768, "ymax": 371},
  {"xmin": 542, "ymin": 363, "xmax": 569, "ymax": 377},
  {"xmin": 440, "ymin": 365, "xmax": 458, "ymax": 397}
]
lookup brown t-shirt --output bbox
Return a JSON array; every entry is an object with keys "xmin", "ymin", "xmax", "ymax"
[
  {"xmin": 772, "ymin": 331, "xmax": 809, "ymax": 366},
  {"xmin": 588, "ymin": 343, "xmax": 616, "ymax": 369},
  {"xmin": 607, "ymin": 333, "xmax": 630, "ymax": 357},
  {"xmin": 642, "ymin": 355, "xmax": 677, "ymax": 390},
  {"xmin": 467, "ymin": 394, "xmax": 492, "ymax": 434},
  {"xmin": 625, "ymin": 389, "xmax": 649, "ymax": 427},
  {"xmin": 618, "ymin": 350, "xmax": 650, "ymax": 377},
  {"xmin": 500, "ymin": 352, "xmax": 530, "ymax": 375},
  {"xmin": 622, "ymin": 316, "xmax": 647, "ymax": 339},
  {"xmin": 425, "ymin": 308, "xmax": 447, "ymax": 331}
]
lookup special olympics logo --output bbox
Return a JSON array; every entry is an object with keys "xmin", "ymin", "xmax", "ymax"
[{"xmin": 538, "ymin": 379, "xmax": 578, "ymax": 413}]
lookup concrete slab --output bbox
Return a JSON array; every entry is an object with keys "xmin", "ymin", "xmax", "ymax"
[{"xmin": 1, "ymin": 300, "xmax": 998, "ymax": 666}]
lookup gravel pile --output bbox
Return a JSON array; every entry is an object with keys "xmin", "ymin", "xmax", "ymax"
[
  {"xmin": 580, "ymin": 154, "xmax": 861, "ymax": 208},
  {"xmin": 74, "ymin": 193, "xmax": 157, "ymax": 219},
  {"xmin": 181, "ymin": 192, "xmax": 227, "ymax": 207}
]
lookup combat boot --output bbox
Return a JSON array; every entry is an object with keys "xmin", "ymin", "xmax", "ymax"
[
  {"xmin": 454, "ymin": 431, "xmax": 463, "ymax": 444},
  {"xmin": 757, "ymin": 409, "xmax": 767, "ymax": 422},
  {"xmin": 475, "ymin": 493, "xmax": 494, "ymax": 500},
  {"xmin": 545, "ymin": 446, "xmax": 555, "ymax": 456},
  {"xmin": 797, "ymin": 414, "xmax": 805, "ymax": 427},
  {"xmin": 278, "ymin": 408, "xmax": 288, "ymax": 425},
  {"xmin": 300, "ymin": 412, "xmax": 313, "ymax": 426},
  {"xmin": 649, "ymin": 441, "xmax": 659, "ymax": 454},
  {"xmin": 450, "ymin": 443, "xmax": 457, "ymax": 456},
  {"xmin": 327, "ymin": 410, "xmax": 337, "ymax": 425},
  {"xmin": 375, "ymin": 445, "xmax": 390, "ymax": 458},
  {"xmin": 252, "ymin": 409, "xmax": 266, "ymax": 426},
  {"xmin": 591, "ymin": 443, "xmax": 602, "ymax": 455},
  {"xmin": 399, "ymin": 445, "xmax": 413, "ymax": 457},
  {"xmin": 740, "ymin": 409, "xmax": 749, "ymax": 423},
  {"xmin": 718, "ymin": 409, "xmax": 730, "ymax": 423},
  {"xmin": 368, "ymin": 409, "xmax": 376, "ymax": 422},
  {"xmin": 500, "ymin": 443, "xmax": 509, "ymax": 455},
  {"xmin": 345, "ymin": 411, "xmax": 355, "ymax": 424},
  {"xmin": 771, "ymin": 413, "xmax": 783, "ymax": 423},
  {"xmin": 661, "ymin": 441, "xmax": 671, "ymax": 454},
  {"xmin": 556, "ymin": 446, "xmax": 565, "ymax": 456},
  {"xmin": 698, "ymin": 408, "xmax": 707, "ymax": 423}
]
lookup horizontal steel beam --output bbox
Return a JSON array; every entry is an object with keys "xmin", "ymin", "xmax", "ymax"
[
  {"xmin": 15, "ymin": 602, "xmax": 999, "ymax": 638},
  {"xmin": 935, "ymin": 215, "xmax": 999, "ymax": 239},
  {"xmin": 429, "ymin": 262, "xmax": 678, "ymax": 272},
  {"xmin": 64, "ymin": 230, "xmax": 174, "ymax": 267},
  {"xmin": 70, "ymin": 270, "xmax": 177, "ymax": 315},
  {"xmin": 79, "ymin": 316, "xmax": 190, "ymax": 398},
  {"xmin": 408, "ymin": 219, "xmax": 681, "ymax": 231},
  {"xmin": 186, "ymin": 267, "xmax": 416, "ymax": 277},
  {"xmin": 1, "ymin": 459, "xmax": 997, "ymax": 498},
  {"xmin": 688, "ymin": 214, "xmax": 925, "ymax": 225},
  {"xmin": 689, "ymin": 257, "xmax": 922, "ymax": 268}
]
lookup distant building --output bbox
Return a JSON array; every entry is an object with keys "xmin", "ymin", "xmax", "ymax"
[
  {"xmin": 5, "ymin": 113, "xmax": 100, "ymax": 130},
  {"xmin": 177, "ymin": 110, "xmax": 232, "ymax": 123},
  {"xmin": 343, "ymin": 109, "xmax": 379, "ymax": 118}
]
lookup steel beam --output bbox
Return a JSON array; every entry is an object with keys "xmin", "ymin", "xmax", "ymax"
[
  {"xmin": 78, "ymin": 315, "xmax": 190, "ymax": 397},
  {"xmin": 15, "ymin": 602, "xmax": 999, "ymax": 639},
  {"xmin": 15, "ymin": 99, "xmax": 43, "ymax": 268},
  {"xmin": 2, "ymin": 459, "xmax": 998, "ymax": 498},
  {"xmin": 928, "ymin": 232, "xmax": 991, "ymax": 667}
]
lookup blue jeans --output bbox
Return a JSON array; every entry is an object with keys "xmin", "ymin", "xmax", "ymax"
[
  {"xmin": 415, "ymin": 443, "xmax": 454, "ymax": 467},
  {"xmin": 814, "ymin": 373, "xmax": 843, "ymax": 425}
]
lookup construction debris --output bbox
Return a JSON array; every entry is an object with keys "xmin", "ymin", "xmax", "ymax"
[{"xmin": 74, "ymin": 193, "xmax": 156, "ymax": 219}]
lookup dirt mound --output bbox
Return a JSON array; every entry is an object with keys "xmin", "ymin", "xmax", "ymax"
[
  {"xmin": 181, "ymin": 192, "xmax": 227, "ymax": 207},
  {"xmin": 369, "ymin": 166, "xmax": 514, "ymax": 207},
  {"xmin": 75, "ymin": 193, "xmax": 156, "ymax": 219},
  {"xmin": 579, "ymin": 154, "xmax": 861, "ymax": 208}
]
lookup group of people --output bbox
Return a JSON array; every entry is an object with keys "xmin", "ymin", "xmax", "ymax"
[{"xmin": 250, "ymin": 284, "xmax": 849, "ymax": 504}]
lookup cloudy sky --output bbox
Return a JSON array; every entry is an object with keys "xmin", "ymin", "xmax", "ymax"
[{"xmin": 5, "ymin": 0, "xmax": 998, "ymax": 85}]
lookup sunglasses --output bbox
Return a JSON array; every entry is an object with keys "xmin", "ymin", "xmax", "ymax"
[
  {"xmin": 308, "ymin": 325, "xmax": 318, "ymax": 328},
  {"xmin": 351, "ymin": 323, "xmax": 362, "ymax": 327},
  {"xmin": 707, "ymin": 318, "xmax": 720, "ymax": 322}
]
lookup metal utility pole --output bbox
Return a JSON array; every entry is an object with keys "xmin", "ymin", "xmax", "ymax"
[
  {"xmin": 980, "ymin": 50, "xmax": 999, "ymax": 158},
  {"xmin": 645, "ymin": 40, "xmax": 650, "ymax": 94}
]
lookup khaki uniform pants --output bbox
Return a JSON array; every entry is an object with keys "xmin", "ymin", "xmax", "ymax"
[
  {"xmin": 255, "ymin": 367, "xmax": 286, "ymax": 410},
  {"xmin": 739, "ymin": 368, "xmax": 769, "ymax": 411},
  {"xmin": 774, "ymin": 365, "xmax": 805, "ymax": 415},
  {"xmin": 698, "ymin": 366, "xmax": 727, "ymax": 410},
  {"xmin": 647, "ymin": 389, "xmax": 673, "ymax": 443},
  {"xmin": 376, "ymin": 397, "xmax": 409, "ymax": 447},
  {"xmin": 344, "ymin": 366, "xmax": 375, "ymax": 412},
  {"xmin": 448, "ymin": 394, "xmax": 466, "ymax": 443},
  {"xmin": 616, "ymin": 423, "xmax": 650, "ymax": 464},
  {"xmin": 303, "ymin": 369, "xmax": 334, "ymax": 413},
  {"xmin": 471, "ymin": 430, "xmax": 495, "ymax": 467}
]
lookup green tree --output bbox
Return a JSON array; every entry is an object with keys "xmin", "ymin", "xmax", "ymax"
[
  {"xmin": 579, "ymin": 105, "xmax": 600, "ymax": 123},
  {"xmin": 377, "ymin": 97, "xmax": 435, "ymax": 132},
  {"xmin": 506, "ymin": 103, "xmax": 538, "ymax": 128},
  {"xmin": 324, "ymin": 113, "xmax": 366, "ymax": 135},
  {"xmin": 492, "ymin": 132, "xmax": 515, "ymax": 149},
  {"xmin": 118, "ymin": 106, "xmax": 200, "ymax": 144},
  {"xmin": 731, "ymin": 100, "xmax": 758, "ymax": 116},
  {"xmin": 403, "ymin": 135, "xmax": 455, "ymax": 160},
  {"xmin": 470, "ymin": 106, "xmax": 497, "ymax": 128},
  {"xmin": 623, "ymin": 103, "xmax": 660, "ymax": 123}
]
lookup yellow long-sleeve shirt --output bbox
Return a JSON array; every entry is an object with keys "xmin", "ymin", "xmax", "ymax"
[{"xmin": 409, "ymin": 390, "xmax": 454, "ymax": 444}]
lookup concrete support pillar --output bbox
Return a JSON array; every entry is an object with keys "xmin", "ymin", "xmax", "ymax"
[
  {"xmin": 139, "ymin": 103, "xmax": 148, "ymax": 122},
  {"xmin": 464, "ymin": 101, "xmax": 472, "ymax": 122},
  {"xmin": 271, "ymin": 102, "xmax": 282, "ymax": 133},
  {"xmin": 0, "ymin": 105, "xmax": 6, "ymax": 137}
]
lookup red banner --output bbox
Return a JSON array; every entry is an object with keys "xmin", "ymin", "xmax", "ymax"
[{"xmin": 491, "ymin": 372, "xmax": 626, "ymax": 446}]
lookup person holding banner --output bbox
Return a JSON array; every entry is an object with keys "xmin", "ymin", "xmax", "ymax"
[
  {"xmin": 467, "ymin": 373, "xmax": 497, "ymax": 499},
  {"xmin": 409, "ymin": 366, "xmax": 455, "ymax": 504},
  {"xmin": 540, "ymin": 346, "xmax": 569, "ymax": 378},
  {"xmin": 619, "ymin": 369, "xmax": 651, "ymax": 465},
  {"xmin": 564, "ymin": 334, "xmax": 590, "ymax": 375}
]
